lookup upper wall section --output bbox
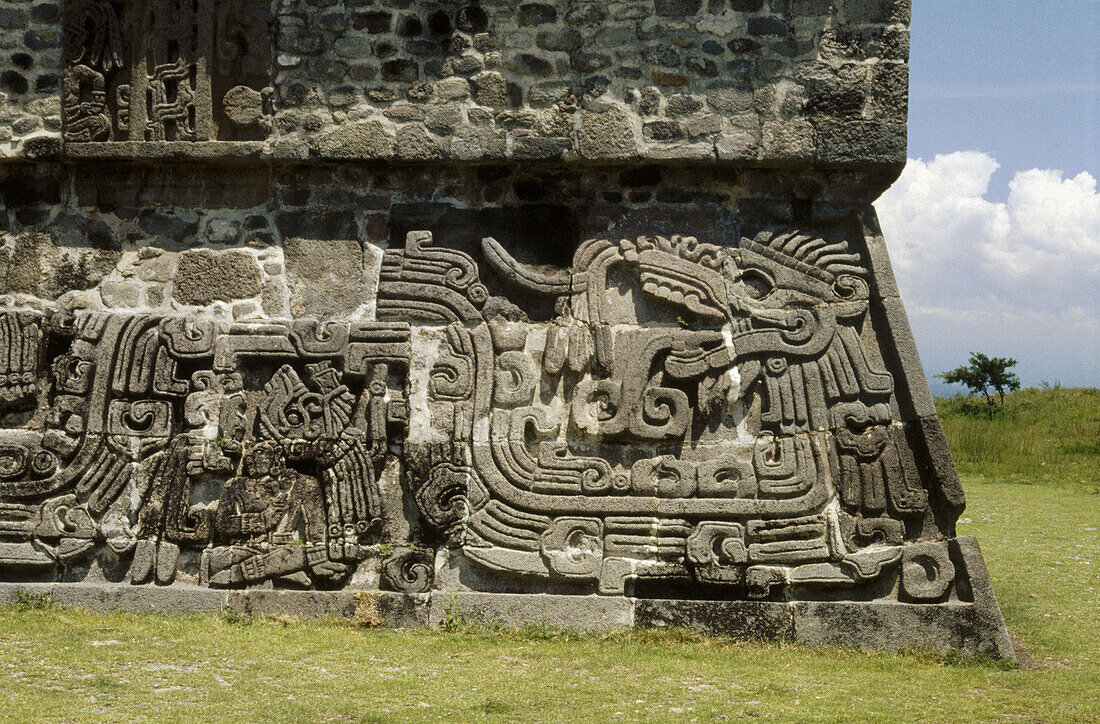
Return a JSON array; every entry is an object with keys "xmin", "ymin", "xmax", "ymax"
[{"xmin": 1, "ymin": 0, "xmax": 909, "ymax": 169}]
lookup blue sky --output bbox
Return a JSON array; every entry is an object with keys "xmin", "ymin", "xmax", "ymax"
[
  {"xmin": 908, "ymin": 1, "xmax": 1098, "ymax": 199},
  {"xmin": 876, "ymin": 1, "xmax": 1099, "ymax": 392}
]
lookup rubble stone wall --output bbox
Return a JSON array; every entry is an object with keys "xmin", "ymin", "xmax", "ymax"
[{"xmin": 3, "ymin": 0, "xmax": 907, "ymax": 166}]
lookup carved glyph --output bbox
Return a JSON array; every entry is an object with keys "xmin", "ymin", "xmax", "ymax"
[{"xmin": 62, "ymin": 0, "xmax": 272, "ymax": 144}]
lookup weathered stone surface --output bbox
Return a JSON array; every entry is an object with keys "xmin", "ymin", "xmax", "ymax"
[
  {"xmin": 394, "ymin": 124, "xmax": 442, "ymax": 159},
  {"xmin": 636, "ymin": 600, "xmax": 794, "ymax": 639},
  {"xmin": 172, "ymin": 250, "xmax": 263, "ymax": 305},
  {"xmin": 227, "ymin": 589, "xmax": 430, "ymax": 627},
  {"xmin": 283, "ymin": 238, "xmax": 369, "ymax": 318},
  {"xmin": 950, "ymin": 536, "xmax": 1014, "ymax": 658},
  {"xmin": 0, "ymin": 577, "xmax": 1012, "ymax": 658},
  {"xmin": 429, "ymin": 592, "xmax": 634, "ymax": 632},
  {"xmin": 0, "ymin": 231, "xmax": 121, "ymax": 299},
  {"xmin": 0, "ymin": 583, "xmax": 228, "ymax": 615},
  {"xmin": 0, "ymin": 211, "xmax": 1006, "ymax": 657},
  {"xmin": 0, "ymin": 0, "xmax": 1011, "ymax": 660},
  {"xmin": 791, "ymin": 601, "xmax": 1003, "ymax": 658},
  {"xmin": 314, "ymin": 121, "xmax": 395, "ymax": 159},
  {"xmin": 1, "ymin": 0, "xmax": 908, "ymax": 167},
  {"xmin": 577, "ymin": 106, "xmax": 638, "ymax": 159}
]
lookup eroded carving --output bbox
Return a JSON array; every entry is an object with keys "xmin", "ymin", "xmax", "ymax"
[
  {"xmin": 0, "ymin": 226, "xmax": 967, "ymax": 605},
  {"xmin": 370, "ymin": 228, "xmax": 965, "ymax": 601},
  {"xmin": 62, "ymin": 0, "xmax": 272, "ymax": 143}
]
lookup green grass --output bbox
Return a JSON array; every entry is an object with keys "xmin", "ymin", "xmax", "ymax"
[
  {"xmin": 937, "ymin": 386, "xmax": 1100, "ymax": 485},
  {"xmin": 0, "ymin": 389, "xmax": 1096, "ymax": 722}
]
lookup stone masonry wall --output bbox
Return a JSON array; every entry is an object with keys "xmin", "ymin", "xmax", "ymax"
[
  {"xmin": 2, "ymin": 0, "xmax": 908, "ymax": 167},
  {"xmin": 0, "ymin": 0, "xmax": 62, "ymax": 154},
  {"xmin": 1, "ymin": 156, "xmax": 971, "ymax": 604},
  {"xmin": 0, "ymin": 0, "xmax": 1014, "ymax": 660},
  {"xmin": 1, "ymin": 162, "xmax": 877, "ymax": 316}
]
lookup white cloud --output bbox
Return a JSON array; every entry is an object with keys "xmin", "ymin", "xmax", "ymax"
[
  {"xmin": 996, "ymin": 168, "xmax": 1100, "ymax": 280},
  {"xmin": 876, "ymin": 152, "xmax": 1100, "ymax": 387}
]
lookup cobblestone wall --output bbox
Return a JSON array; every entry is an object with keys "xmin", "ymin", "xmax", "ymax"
[
  {"xmin": 1, "ymin": 160, "xmax": 879, "ymax": 316},
  {"xmin": 2, "ymin": 0, "xmax": 908, "ymax": 167},
  {"xmin": 0, "ymin": 0, "xmax": 62, "ymax": 155}
]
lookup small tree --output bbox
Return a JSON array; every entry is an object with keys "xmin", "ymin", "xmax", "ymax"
[{"xmin": 939, "ymin": 352, "xmax": 1021, "ymax": 409}]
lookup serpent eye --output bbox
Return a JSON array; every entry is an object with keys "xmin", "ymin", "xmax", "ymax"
[{"xmin": 739, "ymin": 269, "xmax": 774, "ymax": 300}]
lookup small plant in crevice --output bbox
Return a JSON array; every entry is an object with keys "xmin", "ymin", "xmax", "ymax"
[
  {"xmin": 220, "ymin": 606, "xmax": 254, "ymax": 626},
  {"xmin": 439, "ymin": 593, "xmax": 466, "ymax": 632},
  {"xmin": 14, "ymin": 590, "xmax": 53, "ymax": 612}
]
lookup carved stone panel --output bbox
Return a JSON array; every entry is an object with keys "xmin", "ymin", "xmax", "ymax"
[
  {"xmin": 0, "ymin": 220, "xmax": 971, "ymax": 605},
  {"xmin": 4, "ymin": 0, "xmax": 1010, "ymax": 657},
  {"xmin": 62, "ymin": 0, "xmax": 272, "ymax": 143}
]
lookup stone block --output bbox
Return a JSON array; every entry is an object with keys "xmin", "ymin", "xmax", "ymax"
[
  {"xmin": 635, "ymin": 599, "xmax": 794, "ymax": 639},
  {"xmin": 394, "ymin": 124, "xmax": 443, "ymax": 160},
  {"xmin": 814, "ymin": 118, "xmax": 907, "ymax": 166},
  {"xmin": 172, "ymin": 250, "xmax": 263, "ymax": 305},
  {"xmin": 227, "ymin": 589, "xmax": 357, "ymax": 618},
  {"xmin": 762, "ymin": 119, "xmax": 815, "ymax": 160},
  {"xmin": 0, "ymin": 583, "xmax": 228, "ymax": 615},
  {"xmin": 577, "ymin": 106, "xmax": 639, "ymax": 159},
  {"xmin": 790, "ymin": 599, "xmax": 1006, "ymax": 659},
  {"xmin": 283, "ymin": 237, "xmax": 371, "ymax": 319},
  {"xmin": 950, "ymin": 536, "xmax": 1014, "ymax": 659},
  {"xmin": 429, "ymin": 592, "xmax": 635, "ymax": 632},
  {"xmin": 314, "ymin": 121, "xmax": 394, "ymax": 159}
]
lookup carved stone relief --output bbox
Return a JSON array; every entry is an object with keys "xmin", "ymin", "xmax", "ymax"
[
  {"xmin": 0, "ymin": 222, "xmax": 967, "ymax": 606},
  {"xmin": 2, "ymin": 0, "xmax": 1012, "ymax": 657},
  {"xmin": 62, "ymin": 0, "xmax": 272, "ymax": 144}
]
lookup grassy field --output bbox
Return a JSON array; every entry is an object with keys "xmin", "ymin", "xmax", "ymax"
[
  {"xmin": 0, "ymin": 389, "xmax": 1097, "ymax": 722},
  {"xmin": 937, "ymin": 386, "xmax": 1099, "ymax": 485}
]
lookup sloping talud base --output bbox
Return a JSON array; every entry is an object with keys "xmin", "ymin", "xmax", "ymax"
[{"xmin": 1, "ymin": 536, "xmax": 1013, "ymax": 661}]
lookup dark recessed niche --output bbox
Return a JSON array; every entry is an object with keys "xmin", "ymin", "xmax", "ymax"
[
  {"xmin": 428, "ymin": 10, "xmax": 452, "ymax": 36},
  {"xmin": 397, "ymin": 15, "xmax": 423, "ymax": 37},
  {"xmin": 456, "ymin": 5, "xmax": 489, "ymax": 34}
]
